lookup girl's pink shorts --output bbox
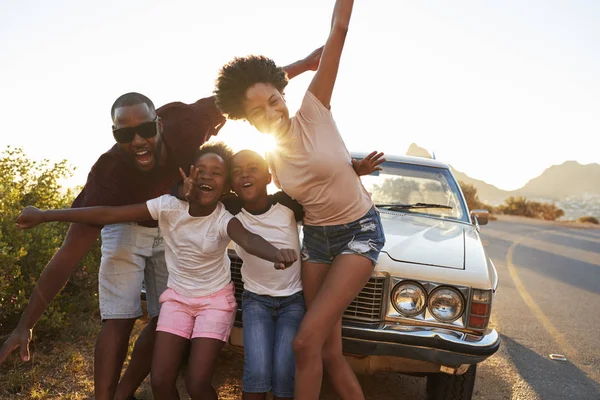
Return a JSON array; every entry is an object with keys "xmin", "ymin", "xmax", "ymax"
[{"xmin": 156, "ymin": 282, "xmax": 237, "ymax": 342}]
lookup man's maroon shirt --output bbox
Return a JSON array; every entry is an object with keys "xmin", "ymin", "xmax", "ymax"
[{"xmin": 71, "ymin": 97, "xmax": 225, "ymax": 227}]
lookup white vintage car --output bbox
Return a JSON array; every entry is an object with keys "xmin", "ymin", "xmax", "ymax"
[{"xmin": 226, "ymin": 152, "xmax": 500, "ymax": 400}]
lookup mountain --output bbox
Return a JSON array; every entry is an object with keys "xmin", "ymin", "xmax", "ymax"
[
  {"xmin": 519, "ymin": 161, "xmax": 600, "ymax": 200},
  {"xmin": 405, "ymin": 143, "xmax": 509, "ymax": 204},
  {"xmin": 405, "ymin": 143, "xmax": 600, "ymax": 205},
  {"xmin": 406, "ymin": 143, "xmax": 434, "ymax": 159},
  {"xmin": 449, "ymin": 168, "xmax": 509, "ymax": 205}
]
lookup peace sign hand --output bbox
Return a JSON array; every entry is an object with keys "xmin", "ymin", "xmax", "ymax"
[{"xmin": 179, "ymin": 166, "xmax": 201, "ymax": 201}]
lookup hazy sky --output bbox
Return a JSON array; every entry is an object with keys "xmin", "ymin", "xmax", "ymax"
[{"xmin": 1, "ymin": 0, "xmax": 598, "ymax": 191}]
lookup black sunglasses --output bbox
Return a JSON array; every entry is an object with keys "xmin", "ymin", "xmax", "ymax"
[{"xmin": 112, "ymin": 118, "xmax": 160, "ymax": 144}]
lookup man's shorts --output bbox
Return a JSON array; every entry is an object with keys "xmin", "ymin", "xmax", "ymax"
[
  {"xmin": 156, "ymin": 282, "xmax": 237, "ymax": 342},
  {"xmin": 98, "ymin": 223, "xmax": 168, "ymax": 320}
]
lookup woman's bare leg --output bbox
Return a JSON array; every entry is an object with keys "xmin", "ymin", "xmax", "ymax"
[
  {"xmin": 322, "ymin": 319, "xmax": 363, "ymax": 398},
  {"xmin": 300, "ymin": 262, "xmax": 363, "ymax": 398},
  {"xmin": 293, "ymin": 254, "xmax": 374, "ymax": 400}
]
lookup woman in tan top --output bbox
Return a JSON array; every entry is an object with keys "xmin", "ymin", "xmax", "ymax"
[{"xmin": 214, "ymin": 1, "xmax": 385, "ymax": 399}]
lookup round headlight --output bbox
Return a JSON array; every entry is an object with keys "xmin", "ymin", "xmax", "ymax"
[
  {"xmin": 391, "ymin": 281, "xmax": 427, "ymax": 317},
  {"xmin": 428, "ymin": 287, "xmax": 464, "ymax": 322}
]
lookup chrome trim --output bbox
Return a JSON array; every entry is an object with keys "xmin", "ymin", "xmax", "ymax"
[
  {"xmin": 343, "ymin": 275, "xmax": 387, "ymax": 322},
  {"xmin": 428, "ymin": 286, "xmax": 465, "ymax": 323},
  {"xmin": 470, "ymin": 210, "xmax": 489, "ymax": 226},
  {"xmin": 466, "ymin": 288, "xmax": 493, "ymax": 329},
  {"xmin": 229, "ymin": 251, "xmax": 390, "ymax": 323},
  {"xmin": 386, "ymin": 277, "xmax": 472, "ymax": 330},
  {"xmin": 345, "ymin": 324, "xmax": 499, "ymax": 349},
  {"xmin": 390, "ymin": 280, "xmax": 428, "ymax": 317}
]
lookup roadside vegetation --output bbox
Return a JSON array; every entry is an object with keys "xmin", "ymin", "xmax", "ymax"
[
  {"xmin": 459, "ymin": 182, "xmax": 566, "ymax": 221},
  {"xmin": 578, "ymin": 216, "xmax": 599, "ymax": 224},
  {"xmin": 0, "ymin": 146, "xmax": 101, "ymax": 332},
  {"xmin": 0, "ymin": 146, "xmax": 101, "ymax": 398}
]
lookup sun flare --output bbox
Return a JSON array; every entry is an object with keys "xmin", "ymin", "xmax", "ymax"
[{"xmin": 209, "ymin": 120, "xmax": 277, "ymax": 158}]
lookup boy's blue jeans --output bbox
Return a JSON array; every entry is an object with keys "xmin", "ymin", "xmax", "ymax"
[{"xmin": 241, "ymin": 290, "xmax": 305, "ymax": 397}]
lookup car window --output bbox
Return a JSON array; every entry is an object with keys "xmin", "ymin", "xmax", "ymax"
[{"xmin": 358, "ymin": 161, "xmax": 468, "ymax": 222}]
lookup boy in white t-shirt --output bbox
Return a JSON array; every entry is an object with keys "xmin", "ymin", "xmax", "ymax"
[
  {"xmin": 223, "ymin": 150, "xmax": 305, "ymax": 400},
  {"xmin": 16, "ymin": 143, "xmax": 297, "ymax": 400},
  {"xmin": 221, "ymin": 149, "xmax": 383, "ymax": 400}
]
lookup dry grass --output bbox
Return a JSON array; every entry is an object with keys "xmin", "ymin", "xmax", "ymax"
[
  {"xmin": 1, "ymin": 316, "xmax": 426, "ymax": 399},
  {"xmin": 0, "ymin": 317, "xmax": 100, "ymax": 399},
  {"xmin": 0, "ymin": 317, "xmax": 248, "ymax": 400}
]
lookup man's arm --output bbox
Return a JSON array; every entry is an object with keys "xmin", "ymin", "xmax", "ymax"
[
  {"xmin": 0, "ymin": 223, "xmax": 100, "ymax": 364},
  {"xmin": 17, "ymin": 204, "xmax": 153, "ymax": 229},
  {"xmin": 226, "ymin": 218, "xmax": 297, "ymax": 270}
]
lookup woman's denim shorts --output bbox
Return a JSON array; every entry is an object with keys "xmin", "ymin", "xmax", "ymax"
[{"xmin": 301, "ymin": 206, "xmax": 385, "ymax": 265}]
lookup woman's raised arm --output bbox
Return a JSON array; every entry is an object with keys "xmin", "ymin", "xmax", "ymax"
[{"xmin": 307, "ymin": 0, "xmax": 354, "ymax": 108}]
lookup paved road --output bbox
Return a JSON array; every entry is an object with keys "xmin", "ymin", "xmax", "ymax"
[
  {"xmin": 473, "ymin": 217, "xmax": 600, "ymax": 400},
  {"xmin": 316, "ymin": 217, "xmax": 600, "ymax": 399},
  {"xmin": 347, "ymin": 216, "xmax": 600, "ymax": 400},
  {"xmin": 142, "ymin": 216, "xmax": 600, "ymax": 399}
]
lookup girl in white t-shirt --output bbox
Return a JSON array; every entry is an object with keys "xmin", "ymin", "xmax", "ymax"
[
  {"xmin": 213, "ymin": 1, "xmax": 385, "ymax": 399},
  {"xmin": 16, "ymin": 142, "xmax": 298, "ymax": 400}
]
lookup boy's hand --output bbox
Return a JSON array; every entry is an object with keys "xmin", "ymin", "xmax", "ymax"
[
  {"xmin": 274, "ymin": 248, "xmax": 298, "ymax": 270},
  {"xmin": 16, "ymin": 206, "xmax": 45, "ymax": 229},
  {"xmin": 352, "ymin": 151, "xmax": 385, "ymax": 176}
]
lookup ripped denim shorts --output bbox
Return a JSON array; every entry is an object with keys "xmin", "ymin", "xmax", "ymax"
[{"xmin": 301, "ymin": 206, "xmax": 385, "ymax": 265}]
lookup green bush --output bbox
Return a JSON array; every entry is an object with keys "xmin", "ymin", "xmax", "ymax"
[
  {"xmin": 497, "ymin": 196, "xmax": 564, "ymax": 221},
  {"xmin": 531, "ymin": 202, "xmax": 565, "ymax": 221},
  {"xmin": 0, "ymin": 147, "xmax": 101, "ymax": 335},
  {"xmin": 458, "ymin": 181, "xmax": 495, "ymax": 213},
  {"xmin": 498, "ymin": 196, "xmax": 533, "ymax": 217},
  {"xmin": 578, "ymin": 216, "xmax": 599, "ymax": 224}
]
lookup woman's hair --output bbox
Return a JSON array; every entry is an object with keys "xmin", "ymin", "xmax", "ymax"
[
  {"xmin": 194, "ymin": 141, "xmax": 234, "ymax": 180},
  {"xmin": 214, "ymin": 55, "xmax": 288, "ymax": 120}
]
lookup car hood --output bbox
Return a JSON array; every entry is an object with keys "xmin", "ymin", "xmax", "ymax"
[{"xmin": 379, "ymin": 210, "xmax": 466, "ymax": 270}]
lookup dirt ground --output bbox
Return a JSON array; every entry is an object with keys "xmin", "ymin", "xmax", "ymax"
[
  {"xmin": 134, "ymin": 344, "xmax": 426, "ymax": 399},
  {"xmin": 0, "ymin": 320, "xmax": 425, "ymax": 400}
]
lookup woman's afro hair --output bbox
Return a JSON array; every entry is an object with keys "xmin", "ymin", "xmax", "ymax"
[{"xmin": 214, "ymin": 55, "xmax": 288, "ymax": 120}]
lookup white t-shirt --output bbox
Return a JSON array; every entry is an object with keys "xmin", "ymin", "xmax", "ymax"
[
  {"xmin": 146, "ymin": 195, "xmax": 233, "ymax": 297},
  {"xmin": 233, "ymin": 201, "xmax": 302, "ymax": 297}
]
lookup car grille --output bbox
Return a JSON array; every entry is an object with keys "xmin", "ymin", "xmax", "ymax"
[
  {"xmin": 229, "ymin": 254, "xmax": 244, "ymax": 305},
  {"xmin": 343, "ymin": 276, "xmax": 386, "ymax": 322},
  {"xmin": 228, "ymin": 253, "xmax": 385, "ymax": 323}
]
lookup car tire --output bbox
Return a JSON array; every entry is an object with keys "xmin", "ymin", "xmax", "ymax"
[{"xmin": 425, "ymin": 365, "xmax": 476, "ymax": 400}]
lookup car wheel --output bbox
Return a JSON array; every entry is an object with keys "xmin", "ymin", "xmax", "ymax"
[{"xmin": 426, "ymin": 365, "xmax": 476, "ymax": 400}]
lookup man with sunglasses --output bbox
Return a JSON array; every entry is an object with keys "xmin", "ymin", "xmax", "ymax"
[{"xmin": 0, "ymin": 47, "xmax": 323, "ymax": 400}]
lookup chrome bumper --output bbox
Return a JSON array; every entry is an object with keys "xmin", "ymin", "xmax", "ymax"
[{"xmin": 342, "ymin": 323, "xmax": 500, "ymax": 367}]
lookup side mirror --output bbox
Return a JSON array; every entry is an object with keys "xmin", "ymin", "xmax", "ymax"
[{"xmin": 471, "ymin": 210, "xmax": 489, "ymax": 226}]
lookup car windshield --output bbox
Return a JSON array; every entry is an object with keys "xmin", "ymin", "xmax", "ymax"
[{"xmin": 356, "ymin": 159, "xmax": 468, "ymax": 222}]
